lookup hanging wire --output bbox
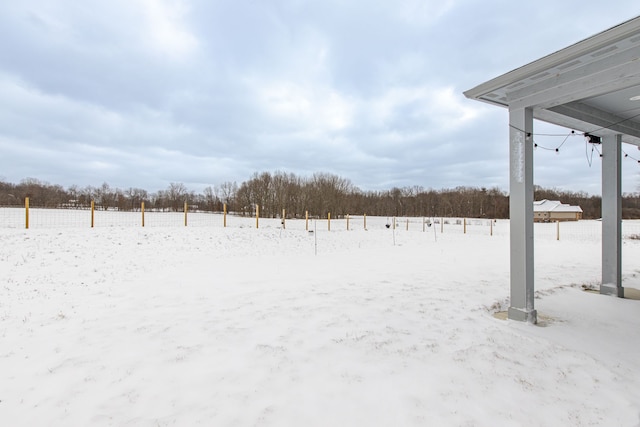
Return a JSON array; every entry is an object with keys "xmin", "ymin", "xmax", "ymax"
[
  {"xmin": 585, "ymin": 138, "xmax": 597, "ymax": 167},
  {"xmin": 533, "ymin": 131, "xmax": 575, "ymax": 153},
  {"xmin": 508, "ymin": 124, "xmax": 577, "ymax": 137},
  {"xmin": 509, "ymin": 124, "xmax": 640, "ymax": 167},
  {"xmin": 510, "ymin": 111, "xmax": 640, "ymax": 137},
  {"xmin": 623, "ymin": 149, "xmax": 640, "ymax": 164},
  {"xmin": 584, "ymin": 111, "xmax": 640, "ymax": 134}
]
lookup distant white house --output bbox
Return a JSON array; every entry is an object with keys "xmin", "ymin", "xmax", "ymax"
[{"xmin": 533, "ymin": 200, "xmax": 583, "ymax": 222}]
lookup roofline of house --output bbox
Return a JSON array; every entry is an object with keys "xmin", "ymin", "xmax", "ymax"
[{"xmin": 463, "ymin": 15, "xmax": 640, "ymax": 104}]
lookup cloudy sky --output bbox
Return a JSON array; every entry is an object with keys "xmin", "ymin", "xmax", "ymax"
[{"xmin": 1, "ymin": 1, "xmax": 639, "ymax": 195}]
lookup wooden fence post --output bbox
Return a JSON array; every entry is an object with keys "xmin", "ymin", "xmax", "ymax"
[
  {"xmin": 91, "ymin": 200, "xmax": 95, "ymax": 228},
  {"xmin": 184, "ymin": 201, "xmax": 188, "ymax": 226},
  {"xmin": 556, "ymin": 220, "xmax": 560, "ymax": 241},
  {"xmin": 25, "ymin": 197, "xmax": 29, "ymax": 229},
  {"xmin": 256, "ymin": 205, "xmax": 259, "ymax": 228},
  {"xmin": 141, "ymin": 202, "xmax": 145, "ymax": 227},
  {"xmin": 364, "ymin": 214, "xmax": 367, "ymax": 230},
  {"xmin": 328, "ymin": 212, "xmax": 331, "ymax": 231}
]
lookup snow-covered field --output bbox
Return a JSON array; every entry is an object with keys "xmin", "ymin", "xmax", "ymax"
[{"xmin": 1, "ymin": 211, "xmax": 640, "ymax": 426}]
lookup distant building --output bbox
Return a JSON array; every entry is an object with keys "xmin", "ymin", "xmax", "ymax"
[{"xmin": 534, "ymin": 200, "xmax": 583, "ymax": 222}]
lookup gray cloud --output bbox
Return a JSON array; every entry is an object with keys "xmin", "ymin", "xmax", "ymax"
[{"xmin": 0, "ymin": 0, "xmax": 639, "ymax": 194}]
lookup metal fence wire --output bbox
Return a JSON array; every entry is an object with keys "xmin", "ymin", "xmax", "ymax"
[{"xmin": 2, "ymin": 206, "xmax": 640, "ymax": 242}]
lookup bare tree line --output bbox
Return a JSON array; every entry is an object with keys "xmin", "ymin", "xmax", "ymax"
[{"xmin": 0, "ymin": 172, "xmax": 637, "ymax": 219}]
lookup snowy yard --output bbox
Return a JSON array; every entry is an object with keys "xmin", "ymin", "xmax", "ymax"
[{"xmin": 1, "ymin": 214, "xmax": 639, "ymax": 426}]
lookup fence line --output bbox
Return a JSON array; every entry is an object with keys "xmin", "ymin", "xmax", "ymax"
[
  {"xmin": 3, "ymin": 201, "xmax": 640, "ymax": 242},
  {"xmin": 2, "ymin": 203, "xmax": 499, "ymax": 233}
]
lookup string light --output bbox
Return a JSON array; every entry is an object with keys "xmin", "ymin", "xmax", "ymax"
[
  {"xmin": 623, "ymin": 149, "xmax": 640, "ymax": 164},
  {"xmin": 510, "ymin": 125, "xmax": 640, "ymax": 168},
  {"xmin": 532, "ymin": 130, "xmax": 575, "ymax": 153}
]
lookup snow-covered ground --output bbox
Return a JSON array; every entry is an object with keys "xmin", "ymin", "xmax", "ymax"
[{"xmin": 1, "ymin": 211, "xmax": 639, "ymax": 426}]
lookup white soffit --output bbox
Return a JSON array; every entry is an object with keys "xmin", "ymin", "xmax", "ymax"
[{"xmin": 464, "ymin": 15, "xmax": 640, "ymax": 146}]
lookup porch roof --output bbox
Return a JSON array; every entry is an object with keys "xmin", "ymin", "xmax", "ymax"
[{"xmin": 464, "ymin": 16, "xmax": 640, "ymax": 146}]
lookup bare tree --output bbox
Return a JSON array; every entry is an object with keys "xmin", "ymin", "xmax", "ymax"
[
  {"xmin": 0, "ymin": 172, "xmax": 624, "ymax": 219},
  {"xmin": 218, "ymin": 181, "xmax": 238, "ymax": 210},
  {"xmin": 202, "ymin": 186, "xmax": 218, "ymax": 211},
  {"xmin": 166, "ymin": 182, "xmax": 188, "ymax": 211},
  {"xmin": 94, "ymin": 182, "xmax": 116, "ymax": 210}
]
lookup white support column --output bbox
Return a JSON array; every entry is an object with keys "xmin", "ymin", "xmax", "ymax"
[
  {"xmin": 508, "ymin": 107, "xmax": 537, "ymax": 323},
  {"xmin": 601, "ymin": 134, "xmax": 623, "ymax": 297}
]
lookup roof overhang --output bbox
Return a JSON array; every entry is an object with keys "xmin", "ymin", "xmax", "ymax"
[{"xmin": 464, "ymin": 16, "xmax": 640, "ymax": 146}]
